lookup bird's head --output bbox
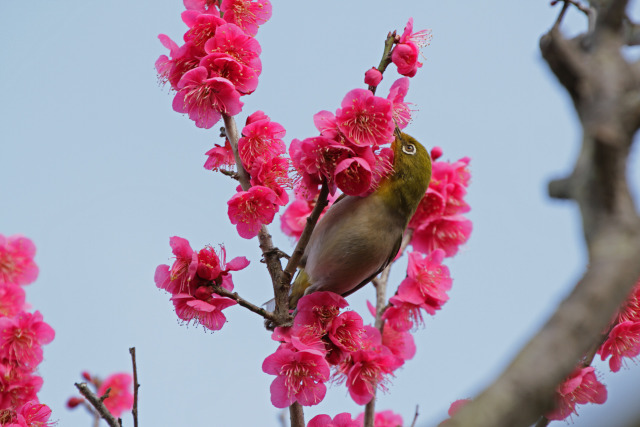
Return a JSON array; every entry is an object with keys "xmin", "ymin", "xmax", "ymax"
[{"xmin": 378, "ymin": 132, "xmax": 432, "ymax": 219}]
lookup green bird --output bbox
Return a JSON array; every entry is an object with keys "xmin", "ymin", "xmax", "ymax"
[{"xmin": 288, "ymin": 132, "xmax": 432, "ymax": 310}]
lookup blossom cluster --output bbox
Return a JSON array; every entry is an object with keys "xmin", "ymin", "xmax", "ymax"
[
  {"xmin": 155, "ymin": 236, "xmax": 249, "ymax": 331},
  {"xmin": 308, "ymin": 409, "xmax": 403, "ymax": 427},
  {"xmin": 225, "ymin": 112, "xmax": 292, "ymax": 239},
  {"xmin": 67, "ymin": 371, "xmax": 134, "ymax": 418},
  {"xmin": 0, "ymin": 234, "xmax": 54, "ymax": 426},
  {"xmin": 156, "ymin": 0, "xmax": 272, "ymax": 128},
  {"xmin": 542, "ymin": 278, "xmax": 640, "ymax": 421},
  {"xmin": 290, "ymin": 79, "xmax": 412, "ymax": 200},
  {"xmin": 262, "ymin": 292, "xmax": 416, "ymax": 408}
]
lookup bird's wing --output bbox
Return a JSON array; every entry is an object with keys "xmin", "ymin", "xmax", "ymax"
[{"xmin": 340, "ymin": 233, "xmax": 403, "ymax": 298}]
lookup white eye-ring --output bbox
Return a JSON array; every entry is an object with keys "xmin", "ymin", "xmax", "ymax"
[{"xmin": 402, "ymin": 143, "xmax": 416, "ymax": 155}]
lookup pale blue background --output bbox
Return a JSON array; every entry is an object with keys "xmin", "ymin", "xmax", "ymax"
[{"xmin": 2, "ymin": 1, "xmax": 640, "ymax": 426}]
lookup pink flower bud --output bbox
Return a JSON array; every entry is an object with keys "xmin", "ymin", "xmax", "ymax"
[
  {"xmin": 364, "ymin": 67, "xmax": 383, "ymax": 87},
  {"xmin": 66, "ymin": 397, "xmax": 84, "ymax": 409}
]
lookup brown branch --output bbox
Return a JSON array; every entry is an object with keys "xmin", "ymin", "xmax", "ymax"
[
  {"xmin": 368, "ymin": 31, "xmax": 398, "ymax": 95},
  {"xmin": 289, "ymin": 401, "xmax": 305, "ymax": 427},
  {"xmin": 219, "ymin": 169, "xmax": 239, "ymax": 180},
  {"xmin": 129, "ymin": 347, "xmax": 140, "ymax": 427},
  {"xmin": 221, "ymin": 113, "xmax": 285, "ymax": 323},
  {"xmin": 212, "ymin": 284, "xmax": 277, "ymax": 322},
  {"xmin": 75, "ymin": 383, "xmax": 122, "ymax": 427},
  {"xmin": 447, "ymin": 1, "xmax": 640, "ymax": 425},
  {"xmin": 551, "ymin": 0, "xmax": 592, "ymax": 17},
  {"xmin": 410, "ymin": 405, "xmax": 420, "ymax": 427}
]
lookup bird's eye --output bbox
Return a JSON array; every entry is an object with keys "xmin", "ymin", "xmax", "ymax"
[{"xmin": 402, "ymin": 143, "xmax": 416, "ymax": 155}]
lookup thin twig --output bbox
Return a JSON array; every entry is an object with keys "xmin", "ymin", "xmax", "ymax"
[
  {"xmin": 551, "ymin": 0, "xmax": 591, "ymax": 16},
  {"xmin": 368, "ymin": 31, "xmax": 398, "ymax": 95},
  {"xmin": 129, "ymin": 347, "xmax": 140, "ymax": 427},
  {"xmin": 75, "ymin": 383, "xmax": 122, "ymax": 427},
  {"xmin": 410, "ymin": 405, "xmax": 420, "ymax": 427},
  {"xmin": 219, "ymin": 169, "xmax": 239, "ymax": 180},
  {"xmin": 552, "ymin": 0, "xmax": 571, "ymax": 28},
  {"xmin": 212, "ymin": 284, "xmax": 277, "ymax": 322}
]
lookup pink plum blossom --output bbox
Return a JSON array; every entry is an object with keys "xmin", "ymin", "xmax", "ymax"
[
  {"xmin": 227, "ymin": 185, "xmax": 279, "ymax": 238},
  {"xmin": 387, "ymin": 78, "xmax": 411, "ymax": 129},
  {"xmin": 204, "ymin": 23, "xmax": 262, "ymax": 74},
  {"xmin": 204, "ymin": 139, "xmax": 235, "ymax": 171},
  {"xmin": 598, "ymin": 320, "xmax": 640, "ymax": 372},
  {"xmin": 280, "ymin": 196, "xmax": 314, "ymax": 240},
  {"xmin": 0, "ymin": 235, "xmax": 38, "ymax": 286},
  {"xmin": 262, "ymin": 346, "xmax": 330, "ymax": 408},
  {"xmin": 97, "ymin": 373, "xmax": 134, "ymax": 417},
  {"xmin": 154, "ymin": 236, "xmax": 198, "ymax": 295},
  {"xmin": 364, "ymin": 67, "xmax": 383, "ymax": 87},
  {"xmin": 156, "ymin": 37, "xmax": 203, "ymax": 90},
  {"xmin": 410, "ymin": 216, "xmax": 472, "ymax": 257},
  {"xmin": 9, "ymin": 401, "xmax": 54, "ymax": 427},
  {"xmin": 238, "ymin": 114, "xmax": 286, "ymax": 168},
  {"xmin": 391, "ymin": 18, "xmax": 431, "ymax": 77},
  {"xmin": 546, "ymin": 366, "xmax": 607, "ymax": 421},
  {"xmin": 355, "ymin": 410, "xmax": 404, "ymax": 427},
  {"xmin": 199, "ymin": 52, "xmax": 259, "ymax": 94},
  {"xmin": 0, "ymin": 363, "xmax": 43, "ymax": 411},
  {"xmin": 342, "ymin": 326, "xmax": 401, "ymax": 405},
  {"xmin": 182, "ymin": 10, "xmax": 226, "ymax": 49},
  {"xmin": 391, "ymin": 43, "xmax": 420, "ymax": 77},
  {"xmin": 220, "ymin": 0, "xmax": 272, "ymax": 36},
  {"xmin": 0, "ymin": 311, "xmax": 54, "ymax": 370},
  {"xmin": 334, "ymin": 157, "xmax": 373, "ymax": 196},
  {"xmin": 308, "ymin": 412, "xmax": 359, "ymax": 427},
  {"xmin": 172, "ymin": 66, "xmax": 243, "ymax": 129},
  {"xmin": 0, "ymin": 283, "xmax": 26, "ymax": 318},
  {"xmin": 381, "ymin": 323, "xmax": 416, "ymax": 362},
  {"xmin": 313, "ymin": 110, "xmax": 340, "ymax": 139},
  {"xmin": 249, "ymin": 156, "xmax": 291, "ymax": 206},
  {"xmin": 155, "ymin": 237, "xmax": 249, "ymax": 312},
  {"xmin": 617, "ymin": 279, "xmax": 640, "ymax": 323},
  {"xmin": 335, "ymin": 89, "xmax": 395, "ymax": 147},
  {"xmin": 396, "ymin": 250, "xmax": 452, "ymax": 315},
  {"xmin": 184, "ymin": 0, "xmax": 220, "ymax": 13},
  {"xmin": 172, "ymin": 287, "xmax": 237, "ymax": 331},
  {"xmin": 382, "ymin": 295, "xmax": 424, "ymax": 332},
  {"xmin": 327, "ymin": 311, "xmax": 365, "ymax": 353}
]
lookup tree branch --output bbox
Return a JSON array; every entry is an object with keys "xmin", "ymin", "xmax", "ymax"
[
  {"xmin": 289, "ymin": 401, "xmax": 305, "ymax": 427},
  {"xmin": 129, "ymin": 347, "xmax": 140, "ymax": 427},
  {"xmin": 212, "ymin": 284, "xmax": 277, "ymax": 322},
  {"xmin": 74, "ymin": 383, "xmax": 122, "ymax": 427},
  {"xmin": 447, "ymin": 1, "xmax": 640, "ymax": 425}
]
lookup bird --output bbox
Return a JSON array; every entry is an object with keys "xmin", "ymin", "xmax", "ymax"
[{"xmin": 287, "ymin": 131, "xmax": 432, "ymax": 310}]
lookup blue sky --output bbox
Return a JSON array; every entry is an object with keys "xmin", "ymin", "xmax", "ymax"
[{"xmin": 2, "ymin": 1, "xmax": 640, "ymax": 426}]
